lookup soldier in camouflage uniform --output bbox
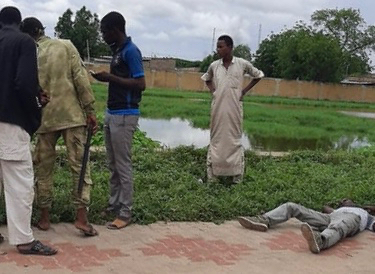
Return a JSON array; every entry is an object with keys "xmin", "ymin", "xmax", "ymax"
[{"xmin": 21, "ymin": 17, "xmax": 99, "ymax": 236}]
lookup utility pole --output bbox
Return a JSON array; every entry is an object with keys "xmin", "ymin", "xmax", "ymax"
[
  {"xmin": 211, "ymin": 28, "xmax": 216, "ymax": 53},
  {"xmin": 258, "ymin": 24, "xmax": 262, "ymax": 48},
  {"xmin": 86, "ymin": 39, "xmax": 90, "ymax": 63}
]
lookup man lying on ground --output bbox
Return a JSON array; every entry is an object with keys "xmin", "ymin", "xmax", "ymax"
[{"xmin": 238, "ymin": 199, "xmax": 375, "ymax": 254}]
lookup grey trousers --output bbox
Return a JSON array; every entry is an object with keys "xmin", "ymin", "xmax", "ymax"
[
  {"xmin": 104, "ymin": 113, "xmax": 138, "ymax": 220},
  {"xmin": 264, "ymin": 202, "xmax": 361, "ymax": 250}
]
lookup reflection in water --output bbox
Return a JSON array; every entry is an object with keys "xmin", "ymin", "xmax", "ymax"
[
  {"xmin": 249, "ymin": 135, "xmax": 371, "ymax": 151},
  {"xmin": 138, "ymin": 118, "xmax": 372, "ymax": 151},
  {"xmin": 138, "ymin": 118, "xmax": 250, "ymax": 149},
  {"xmin": 340, "ymin": 111, "xmax": 375, "ymax": 119}
]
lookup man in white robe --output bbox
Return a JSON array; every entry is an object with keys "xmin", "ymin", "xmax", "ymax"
[{"xmin": 202, "ymin": 35, "xmax": 264, "ymax": 183}]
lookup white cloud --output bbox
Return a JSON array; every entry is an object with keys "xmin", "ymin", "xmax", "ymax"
[
  {"xmin": 3, "ymin": 0, "xmax": 374, "ymax": 60},
  {"xmin": 141, "ymin": 31, "xmax": 169, "ymax": 41}
]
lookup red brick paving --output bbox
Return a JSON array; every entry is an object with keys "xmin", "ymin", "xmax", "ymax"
[
  {"xmin": 0, "ymin": 241, "xmax": 128, "ymax": 272},
  {"xmin": 263, "ymin": 231, "xmax": 366, "ymax": 258},
  {"xmin": 138, "ymin": 234, "xmax": 252, "ymax": 265}
]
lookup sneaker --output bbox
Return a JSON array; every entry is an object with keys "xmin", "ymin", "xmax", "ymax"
[
  {"xmin": 301, "ymin": 223, "xmax": 323, "ymax": 254},
  {"xmin": 238, "ymin": 216, "xmax": 269, "ymax": 232}
]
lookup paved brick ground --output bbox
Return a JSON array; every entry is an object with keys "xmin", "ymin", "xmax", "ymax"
[
  {"xmin": 0, "ymin": 220, "xmax": 373, "ymax": 273},
  {"xmin": 138, "ymin": 235, "xmax": 252, "ymax": 265}
]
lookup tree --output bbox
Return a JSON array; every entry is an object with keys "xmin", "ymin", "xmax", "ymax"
[
  {"xmin": 233, "ymin": 44, "xmax": 251, "ymax": 61},
  {"xmin": 55, "ymin": 8, "xmax": 73, "ymax": 38},
  {"xmin": 55, "ymin": 6, "xmax": 110, "ymax": 59},
  {"xmin": 254, "ymin": 8, "xmax": 375, "ymax": 82},
  {"xmin": 276, "ymin": 27, "xmax": 343, "ymax": 82},
  {"xmin": 175, "ymin": 58, "xmax": 201, "ymax": 68},
  {"xmin": 254, "ymin": 23, "xmax": 344, "ymax": 82},
  {"xmin": 254, "ymin": 30, "xmax": 293, "ymax": 78},
  {"xmin": 311, "ymin": 8, "xmax": 374, "ymax": 73},
  {"xmin": 200, "ymin": 44, "xmax": 251, "ymax": 72},
  {"xmin": 199, "ymin": 53, "xmax": 218, "ymax": 72}
]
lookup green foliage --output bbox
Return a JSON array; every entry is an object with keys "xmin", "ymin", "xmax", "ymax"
[
  {"xmin": 311, "ymin": 8, "xmax": 373, "ymax": 74},
  {"xmin": 23, "ymin": 147, "xmax": 375, "ymax": 225},
  {"xmin": 199, "ymin": 53, "xmax": 218, "ymax": 72},
  {"xmin": 200, "ymin": 44, "xmax": 251, "ymax": 72},
  {"xmin": 175, "ymin": 58, "xmax": 201, "ymax": 68},
  {"xmin": 20, "ymin": 86, "xmax": 375, "ymax": 225},
  {"xmin": 255, "ymin": 8, "xmax": 374, "ymax": 82},
  {"xmin": 311, "ymin": 8, "xmax": 375, "ymax": 54},
  {"xmin": 130, "ymin": 87, "xmax": 375, "ymax": 144},
  {"xmin": 233, "ymin": 44, "xmax": 252, "ymax": 61},
  {"xmin": 55, "ymin": 6, "xmax": 110, "ymax": 59},
  {"xmin": 276, "ymin": 26, "xmax": 343, "ymax": 82},
  {"xmin": 254, "ymin": 32, "xmax": 287, "ymax": 77}
]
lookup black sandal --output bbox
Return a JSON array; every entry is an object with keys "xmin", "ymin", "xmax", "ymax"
[{"xmin": 17, "ymin": 240, "xmax": 57, "ymax": 256}]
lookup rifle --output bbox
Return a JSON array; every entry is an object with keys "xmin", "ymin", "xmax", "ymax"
[{"xmin": 78, "ymin": 125, "xmax": 93, "ymax": 197}]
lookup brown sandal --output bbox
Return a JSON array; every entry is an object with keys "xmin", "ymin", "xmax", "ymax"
[{"xmin": 106, "ymin": 218, "xmax": 131, "ymax": 230}]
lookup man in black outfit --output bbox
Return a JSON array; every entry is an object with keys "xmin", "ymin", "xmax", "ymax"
[{"xmin": 0, "ymin": 6, "xmax": 57, "ymax": 256}]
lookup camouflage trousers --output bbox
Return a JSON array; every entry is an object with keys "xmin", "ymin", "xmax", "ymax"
[{"xmin": 33, "ymin": 126, "xmax": 92, "ymax": 209}]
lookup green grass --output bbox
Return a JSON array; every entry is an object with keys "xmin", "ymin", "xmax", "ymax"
[
  {"xmin": 0, "ymin": 84, "xmax": 372, "ymax": 226},
  {"xmin": 0, "ymin": 147, "xmax": 371, "ymax": 226},
  {"xmin": 93, "ymin": 84, "xmax": 375, "ymax": 145}
]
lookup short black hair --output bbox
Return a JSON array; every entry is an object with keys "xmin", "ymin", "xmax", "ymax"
[
  {"xmin": 20, "ymin": 17, "xmax": 44, "ymax": 35},
  {"xmin": 0, "ymin": 6, "xmax": 22, "ymax": 25},
  {"xmin": 101, "ymin": 11, "xmax": 125, "ymax": 33},
  {"xmin": 218, "ymin": 35, "xmax": 234, "ymax": 48}
]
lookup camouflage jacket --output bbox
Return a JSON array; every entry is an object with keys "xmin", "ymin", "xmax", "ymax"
[{"xmin": 36, "ymin": 36, "xmax": 95, "ymax": 133}]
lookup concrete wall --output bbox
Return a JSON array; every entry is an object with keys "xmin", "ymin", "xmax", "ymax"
[
  {"xmin": 87, "ymin": 64, "xmax": 375, "ymax": 103},
  {"xmin": 143, "ymin": 58, "xmax": 176, "ymax": 71}
]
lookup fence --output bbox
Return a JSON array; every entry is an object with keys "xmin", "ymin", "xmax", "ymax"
[{"xmin": 86, "ymin": 64, "xmax": 375, "ymax": 103}]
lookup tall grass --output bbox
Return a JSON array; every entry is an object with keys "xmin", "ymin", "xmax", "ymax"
[
  {"xmin": 5, "ymin": 147, "xmax": 373, "ymax": 225},
  {"xmin": 93, "ymin": 84, "xmax": 375, "ymax": 143},
  {"xmin": 0, "ymin": 85, "xmax": 371, "ymax": 225}
]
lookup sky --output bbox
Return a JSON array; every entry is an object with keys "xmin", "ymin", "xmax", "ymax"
[{"xmin": 2, "ymin": 0, "xmax": 374, "ymax": 61}]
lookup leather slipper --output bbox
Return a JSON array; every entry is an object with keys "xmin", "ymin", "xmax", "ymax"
[
  {"xmin": 17, "ymin": 240, "xmax": 57, "ymax": 256},
  {"xmin": 106, "ymin": 218, "xmax": 131, "ymax": 230}
]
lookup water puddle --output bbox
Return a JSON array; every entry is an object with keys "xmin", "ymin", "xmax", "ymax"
[
  {"xmin": 138, "ymin": 118, "xmax": 250, "ymax": 149},
  {"xmin": 138, "ymin": 118, "xmax": 371, "ymax": 151},
  {"xmin": 340, "ymin": 111, "xmax": 375, "ymax": 119}
]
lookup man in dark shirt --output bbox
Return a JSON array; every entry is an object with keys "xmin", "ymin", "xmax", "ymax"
[
  {"xmin": 92, "ymin": 11, "xmax": 145, "ymax": 229},
  {"xmin": 0, "ymin": 6, "xmax": 57, "ymax": 256}
]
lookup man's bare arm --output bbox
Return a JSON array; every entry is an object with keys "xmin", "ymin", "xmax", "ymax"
[
  {"xmin": 240, "ymin": 78, "xmax": 261, "ymax": 101},
  {"xmin": 205, "ymin": 80, "xmax": 215, "ymax": 94}
]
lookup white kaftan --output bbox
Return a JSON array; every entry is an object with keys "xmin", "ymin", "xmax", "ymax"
[{"xmin": 201, "ymin": 57, "xmax": 264, "ymax": 176}]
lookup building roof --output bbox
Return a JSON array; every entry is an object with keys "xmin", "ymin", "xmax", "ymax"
[{"xmin": 341, "ymin": 74, "xmax": 375, "ymax": 85}]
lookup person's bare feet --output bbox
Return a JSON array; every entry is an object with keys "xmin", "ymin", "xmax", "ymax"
[
  {"xmin": 36, "ymin": 208, "xmax": 50, "ymax": 231},
  {"xmin": 74, "ymin": 221, "xmax": 98, "ymax": 236},
  {"xmin": 74, "ymin": 208, "xmax": 98, "ymax": 236}
]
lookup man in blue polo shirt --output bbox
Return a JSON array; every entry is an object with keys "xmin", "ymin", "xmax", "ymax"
[{"xmin": 92, "ymin": 11, "xmax": 145, "ymax": 229}]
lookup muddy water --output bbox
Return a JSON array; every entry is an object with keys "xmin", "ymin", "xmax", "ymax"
[{"xmin": 138, "ymin": 118, "xmax": 371, "ymax": 151}]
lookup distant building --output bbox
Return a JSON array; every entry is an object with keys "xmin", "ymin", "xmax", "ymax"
[{"xmin": 341, "ymin": 74, "xmax": 375, "ymax": 85}]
